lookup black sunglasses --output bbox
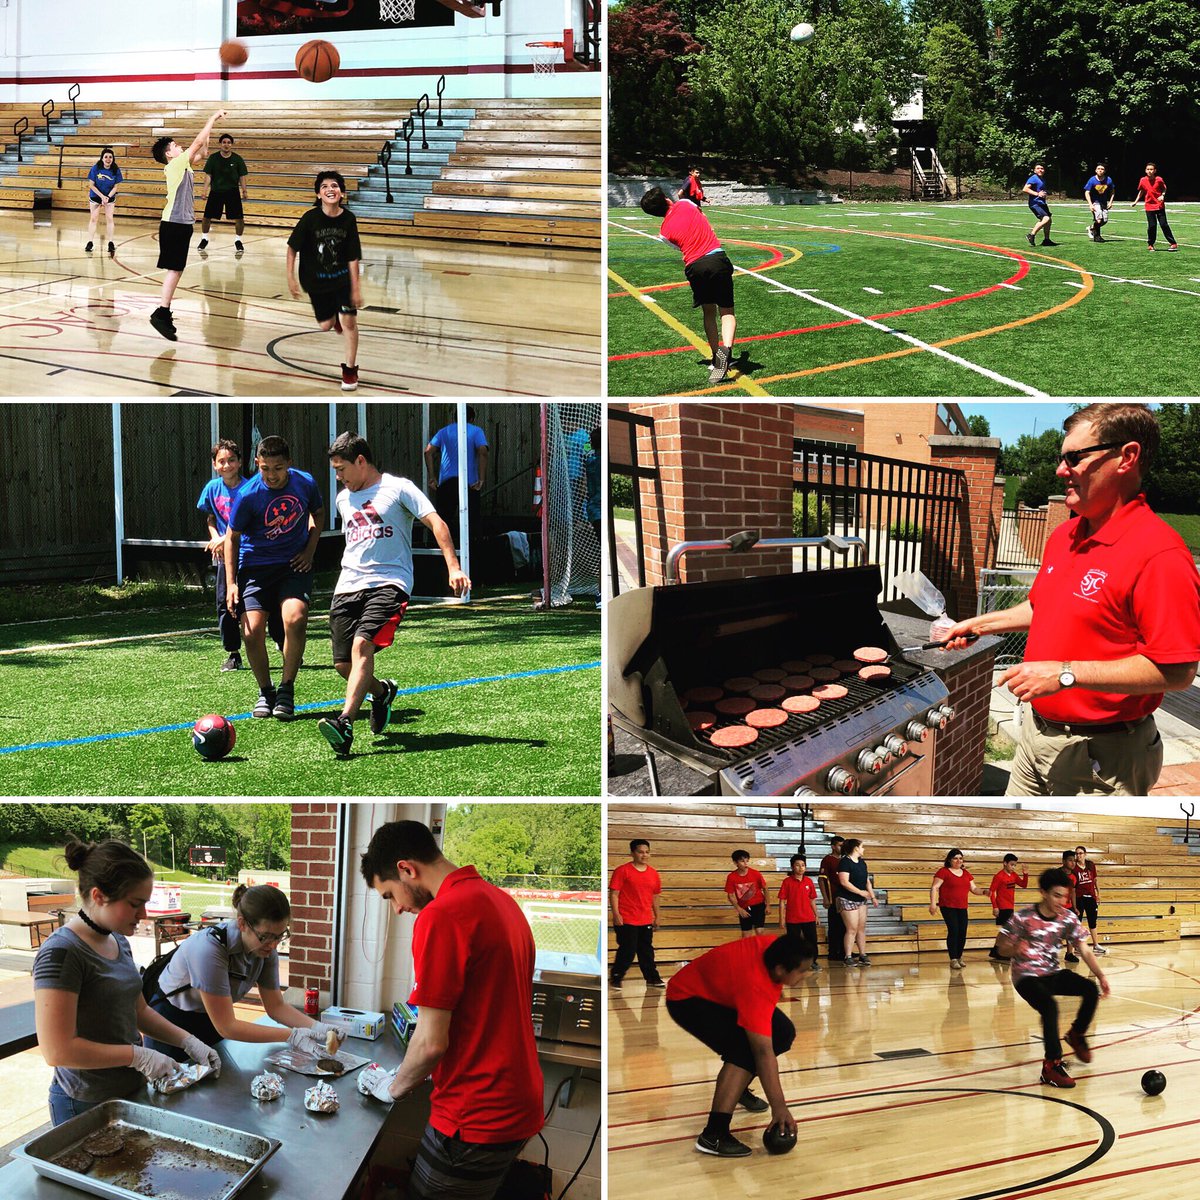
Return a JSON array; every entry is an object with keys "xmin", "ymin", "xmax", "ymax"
[{"xmin": 1059, "ymin": 442, "xmax": 1122, "ymax": 469}]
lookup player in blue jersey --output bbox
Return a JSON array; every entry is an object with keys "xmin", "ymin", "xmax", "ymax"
[
  {"xmin": 1022, "ymin": 164, "xmax": 1057, "ymax": 248},
  {"xmin": 1083, "ymin": 164, "xmax": 1115, "ymax": 243},
  {"xmin": 224, "ymin": 435, "xmax": 324, "ymax": 720},
  {"xmin": 85, "ymin": 147, "xmax": 123, "ymax": 255}
]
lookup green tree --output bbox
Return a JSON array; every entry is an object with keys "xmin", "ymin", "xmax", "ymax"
[
  {"xmin": 910, "ymin": 0, "xmax": 991, "ymax": 54},
  {"xmin": 443, "ymin": 804, "xmax": 600, "ymax": 884},
  {"xmin": 922, "ymin": 21, "xmax": 986, "ymax": 131},
  {"xmin": 976, "ymin": 117, "xmax": 1042, "ymax": 193},
  {"xmin": 967, "ymin": 414, "xmax": 991, "ymax": 437},
  {"xmin": 939, "ymin": 82, "xmax": 984, "ymax": 182},
  {"xmin": 1016, "ymin": 460, "xmax": 1062, "ymax": 508}
]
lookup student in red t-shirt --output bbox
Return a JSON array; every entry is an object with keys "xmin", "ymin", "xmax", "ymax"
[
  {"xmin": 726, "ymin": 850, "xmax": 769, "ymax": 938},
  {"xmin": 665, "ymin": 934, "xmax": 813, "ymax": 1157},
  {"xmin": 639, "ymin": 185, "xmax": 738, "ymax": 385},
  {"xmin": 1131, "ymin": 163, "xmax": 1178, "ymax": 251},
  {"xmin": 778, "ymin": 855, "xmax": 820, "ymax": 972},
  {"xmin": 1072, "ymin": 845, "xmax": 1107, "ymax": 957},
  {"xmin": 359, "ymin": 820, "xmax": 543, "ymax": 1200},
  {"xmin": 1061, "ymin": 850, "xmax": 1082, "ymax": 962},
  {"xmin": 609, "ymin": 838, "xmax": 665, "ymax": 989},
  {"xmin": 929, "ymin": 849, "xmax": 987, "ymax": 969},
  {"xmin": 818, "ymin": 835, "xmax": 846, "ymax": 963},
  {"xmin": 988, "ymin": 853, "xmax": 1028, "ymax": 961}
]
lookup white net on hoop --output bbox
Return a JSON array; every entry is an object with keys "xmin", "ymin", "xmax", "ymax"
[
  {"xmin": 526, "ymin": 41, "xmax": 561, "ymax": 75},
  {"xmin": 380, "ymin": 0, "xmax": 416, "ymax": 22}
]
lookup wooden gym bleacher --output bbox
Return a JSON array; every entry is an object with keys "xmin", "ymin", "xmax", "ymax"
[
  {"xmin": 608, "ymin": 802, "xmax": 1198, "ymax": 974},
  {"xmin": 0, "ymin": 97, "xmax": 600, "ymax": 251}
]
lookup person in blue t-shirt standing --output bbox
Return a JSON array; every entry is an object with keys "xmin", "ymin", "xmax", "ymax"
[
  {"xmin": 224, "ymin": 435, "xmax": 324, "ymax": 720},
  {"xmin": 85, "ymin": 146, "xmax": 123, "ymax": 255},
  {"xmin": 424, "ymin": 407, "xmax": 488, "ymax": 551},
  {"xmin": 1022, "ymin": 163, "xmax": 1057, "ymax": 248},
  {"xmin": 1083, "ymin": 163, "xmax": 1115, "ymax": 243}
]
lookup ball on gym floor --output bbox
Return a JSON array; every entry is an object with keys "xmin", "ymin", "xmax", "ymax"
[
  {"xmin": 762, "ymin": 1123, "xmax": 797, "ymax": 1155},
  {"xmin": 1141, "ymin": 1069, "xmax": 1167, "ymax": 1096},
  {"xmin": 219, "ymin": 40, "xmax": 249, "ymax": 67},
  {"xmin": 295, "ymin": 39, "xmax": 340, "ymax": 83}
]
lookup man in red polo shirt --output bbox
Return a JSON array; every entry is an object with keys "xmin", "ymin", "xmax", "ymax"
[
  {"xmin": 360, "ymin": 820, "xmax": 543, "ymax": 1200},
  {"xmin": 944, "ymin": 403, "xmax": 1200, "ymax": 795},
  {"xmin": 639, "ymin": 185, "xmax": 737, "ymax": 385},
  {"xmin": 665, "ymin": 934, "xmax": 811, "ymax": 1157},
  {"xmin": 610, "ymin": 837, "xmax": 665, "ymax": 989}
]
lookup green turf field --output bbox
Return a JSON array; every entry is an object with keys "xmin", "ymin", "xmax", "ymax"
[
  {"xmin": 608, "ymin": 200, "xmax": 1200, "ymax": 396},
  {"xmin": 0, "ymin": 596, "xmax": 600, "ymax": 797}
]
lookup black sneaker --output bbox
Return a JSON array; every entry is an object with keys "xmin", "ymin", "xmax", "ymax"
[
  {"xmin": 235, "ymin": 239, "xmax": 244, "ymax": 253},
  {"xmin": 370, "ymin": 679, "xmax": 399, "ymax": 735},
  {"xmin": 855, "ymin": 955, "xmax": 871, "ymax": 966},
  {"xmin": 1065, "ymin": 953, "xmax": 1079, "ymax": 964},
  {"xmin": 648, "ymin": 978, "xmax": 667, "ymax": 988},
  {"xmin": 1094, "ymin": 235, "xmax": 1105, "ymax": 243},
  {"xmin": 197, "ymin": 238, "xmax": 208, "ymax": 251},
  {"xmin": 318, "ymin": 715, "xmax": 354, "ymax": 757},
  {"xmin": 150, "ymin": 307, "xmax": 177, "ymax": 341},
  {"xmin": 84, "ymin": 241, "xmax": 94, "ymax": 252},
  {"xmin": 253, "ymin": 688, "xmax": 277, "ymax": 718},
  {"xmin": 988, "ymin": 947, "xmax": 1003, "ymax": 961},
  {"xmin": 272, "ymin": 683, "xmax": 295, "ymax": 721},
  {"xmin": 1042, "ymin": 239, "xmax": 1059, "ymax": 247},
  {"xmin": 1026, "ymin": 233, "xmax": 1035, "ymax": 247},
  {"xmin": 107, "ymin": 241, "xmax": 115, "ymax": 255},
  {"xmin": 609, "ymin": 977, "xmax": 622, "ymax": 988},
  {"xmin": 696, "ymin": 1131, "xmax": 752, "ymax": 1157},
  {"xmin": 738, "ymin": 1088, "xmax": 769, "ymax": 1112},
  {"xmin": 220, "ymin": 652, "xmax": 242, "ymax": 672}
]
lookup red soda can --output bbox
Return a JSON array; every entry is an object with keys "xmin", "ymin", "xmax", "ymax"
[{"xmin": 304, "ymin": 988, "xmax": 319, "ymax": 1016}]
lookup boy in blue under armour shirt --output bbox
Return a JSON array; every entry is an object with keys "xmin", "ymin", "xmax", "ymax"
[{"xmin": 224, "ymin": 435, "xmax": 324, "ymax": 720}]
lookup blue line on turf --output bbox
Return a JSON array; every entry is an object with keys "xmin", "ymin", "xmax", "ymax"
[{"xmin": 0, "ymin": 661, "xmax": 602, "ymax": 755}]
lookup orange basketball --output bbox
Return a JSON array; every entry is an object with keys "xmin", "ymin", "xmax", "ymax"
[
  {"xmin": 295, "ymin": 39, "xmax": 340, "ymax": 84},
  {"xmin": 219, "ymin": 40, "xmax": 249, "ymax": 67}
]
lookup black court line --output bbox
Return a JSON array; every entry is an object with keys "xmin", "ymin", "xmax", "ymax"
[
  {"xmin": 0, "ymin": 349, "xmax": 217, "ymax": 394},
  {"xmin": 264, "ymin": 331, "xmax": 411, "ymax": 393}
]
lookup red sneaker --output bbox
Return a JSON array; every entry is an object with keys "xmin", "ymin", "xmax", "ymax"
[
  {"xmin": 1064, "ymin": 1028, "xmax": 1092, "ymax": 1063},
  {"xmin": 340, "ymin": 362, "xmax": 359, "ymax": 392},
  {"xmin": 1040, "ymin": 1058, "xmax": 1075, "ymax": 1088}
]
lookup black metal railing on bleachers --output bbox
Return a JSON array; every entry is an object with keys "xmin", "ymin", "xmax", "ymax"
[
  {"xmin": 376, "ymin": 74, "xmax": 447, "ymax": 202},
  {"xmin": 67, "ymin": 83, "xmax": 81, "ymax": 126},
  {"xmin": 40, "ymin": 99, "xmax": 54, "ymax": 142},
  {"xmin": 14, "ymin": 116, "xmax": 28, "ymax": 164}
]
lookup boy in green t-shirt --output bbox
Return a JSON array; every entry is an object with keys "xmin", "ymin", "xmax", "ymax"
[{"xmin": 198, "ymin": 134, "xmax": 249, "ymax": 254}]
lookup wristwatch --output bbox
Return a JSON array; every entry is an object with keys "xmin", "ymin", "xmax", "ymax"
[{"xmin": 1059, "ymin": 662, "xmax": 1076, "ymax": 689}]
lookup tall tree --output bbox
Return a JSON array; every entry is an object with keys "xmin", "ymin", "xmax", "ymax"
[{"xmin": 967, "ymin": 414, "xmax": 992, "ymax": 437}]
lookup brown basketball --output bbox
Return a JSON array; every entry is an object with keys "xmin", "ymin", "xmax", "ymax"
[
  {"xmin": 296, "ymin": 39, "xmax": 341, "ymax": 83},
  {"xmin": 219, "ymin": 40, "xmax": 249, "ymax": 67}
]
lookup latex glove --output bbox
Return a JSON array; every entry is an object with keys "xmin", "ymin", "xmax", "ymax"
[
  {"xmin": 306, "ymin": 1021, "xmax": 342, "ymax": 1050},
  {"xmin": 287, "ymin": 1026, "xmax": 326, "ymax": 1053},
  {"xmin": 359, "ymin": 1064, "xmax": 399, "ymax": 1103},
  {"xmin": 130, "ymin": 1044, "xmax": 180, "ymax": 1082},
  {"xmin": 180, "ymin": 1035, "xmax": 222, "ymax": 1077}
]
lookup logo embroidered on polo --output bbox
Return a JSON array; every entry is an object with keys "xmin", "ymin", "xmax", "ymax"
[{"xmin": 1075, "ymin": 568, "xmax": 1108, "ymax": 603}]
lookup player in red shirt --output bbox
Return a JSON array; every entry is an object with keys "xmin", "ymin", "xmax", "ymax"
[
  {"xmin": 941, "ymin": 403, "xmax": 1200, "ymax": 795},
  {"xmin": 639, "ymin": 185, "xmax": 738, "ymax": 385},
  {"xmin": 818, "ymin": 835, "xmax": 846, "ymax": 962},
  {"xmin": 665, "ymin": 934, "xmax": 813, "ymax": 1157},
  {"xmin": 988, "ymin": 853, "xmax": 1028, "ymax": 960},
  {"xmin": 726, "ymin": 850, "xmax": 770, "ymax": 938},
  {"xmin": 1131, "ymin": 163, "xmax": 1178, "ymax": 251},
  {"xmin": 359, "ymin": 820, "xmax": 543, "ymax": 1200},
  {"xmin": 679, "ymin": 167, "xmax": 706, "ymax": 206},
  {"xmin": 609, "ymin": 838, "xmax": 665, "ymax": 989},
  {"xmin": 778, "ymin": 855, "xmax": 820, "ymax": 972},
  {"xmin": 1072, "ymin": 845, "xmax": 1107, "ymax": 957},
  {"xmin": 929, "ymin": 849, "xmax": 987, "ymax": 968}
]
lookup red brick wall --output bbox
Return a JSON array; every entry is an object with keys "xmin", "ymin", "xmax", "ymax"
[
  {"xmin": 932, "ymin": 649, "xmax": 996, "ymax": 796},
  {"xmin": 1045, "ymin": 494, "xmax": 1071, "ymax": 545},
  {"xmin": 288, "ymin": 803, "xmax": 338, "ymax": 1005},
  {"xmin": 625, "ymin": 402, "xmax": 794, "ymax": 585},
  {"xmin": 793, "ymin": 405, "xmax": 864, "ymax": 449}
]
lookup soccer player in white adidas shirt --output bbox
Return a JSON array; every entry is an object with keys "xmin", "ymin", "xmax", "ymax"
[{"xmin": 317, "ymin": 432, "xmax": 470, "ymax": 756}]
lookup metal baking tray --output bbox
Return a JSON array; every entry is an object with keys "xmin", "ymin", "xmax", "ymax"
[{"xmin": 12, "ymin": 1098, "xmax": 281, "ymax": 1200}]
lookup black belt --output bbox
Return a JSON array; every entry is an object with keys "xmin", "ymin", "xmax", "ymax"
[{"xmin": 1032, "ymin": 712, "xmax": 1150, "ymax": 737}]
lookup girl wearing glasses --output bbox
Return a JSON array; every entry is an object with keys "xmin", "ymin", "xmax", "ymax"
[{"xmin": 144, "ymin": 884, "xmax": 335, "ymax": 1061}]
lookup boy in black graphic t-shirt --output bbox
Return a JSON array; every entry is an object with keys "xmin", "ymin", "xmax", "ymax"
[{"xmin": 286, "ymin": 170, "xmax": 364, "ymax": 391}]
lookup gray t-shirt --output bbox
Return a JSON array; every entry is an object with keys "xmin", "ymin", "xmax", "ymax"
[
  {"xmin": 33, "ymin": 927, "xmax": 142, "ymax": 1102},
  {"xmin": 157, "ymin": 919, "xmax": 279, "ymax": 1011}
]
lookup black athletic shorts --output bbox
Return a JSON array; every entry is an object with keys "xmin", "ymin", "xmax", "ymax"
[
  {"xmin": 995, "ymin": 908, "xmax": 1014, "ymax": 927},
  {"xmin": 666, "ymin": 996, "xmax": 795, "ymax": 1074},
  {"xmin": 1077, "ymin": 894, "xmax": 1098, "ymax": 929},
  {"xmin": 737, "ymin": 901, "xmax": 767, "ymax": 932},
  {"xmin": 238, "ymin": 562, "xmax": 313, "ymax": 614},
  {"xmin": 157, "ymin": 220, "xmax": 193, "ymax": 272},
  {"xmin": 203, "ymin": 188, "xmax": 244, "ymax": 221},
  {"xmin": 329, "ymin": 585, "xmax": 409, "ymax": 663},
  {"xmin": 309, "ymin": 283, "xmax": 356, "ymax": 324},
  {"xmin": 684, "ymin": 249, "xmax": 735, "ymax": 309}
]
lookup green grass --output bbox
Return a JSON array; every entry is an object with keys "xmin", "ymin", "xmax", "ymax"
[
  {"xmin": 613, "ymin": 507, "xmax": 634, "ymax": 523},
  {"xmin": 608, "ymin": 200, "xmax": 1200, "ymax": 396},
  {"xmin": 1159, "ymin": 512, "xmax": 1200, "ymax": 553},
  {"xmin": 0, "ymin": 597, "xmax": 600, "ymax": 796}
]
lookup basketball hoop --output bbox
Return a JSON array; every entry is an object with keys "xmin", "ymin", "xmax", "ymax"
[
  {"xmin": 526, "ymin": 40, "xmax": 563, "ymax": 75},
  {"xmin": 380, "ymin": 0, "xmax": 416, "ymax": 22}
]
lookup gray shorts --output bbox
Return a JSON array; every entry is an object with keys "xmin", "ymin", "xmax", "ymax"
[
  {"xmin": 407, "ymin": 1124, "xmax": 525, "ymax": 1200},
  {"xmin": 837, "ymin": 897, "xmax": 864, "ymax": 913},
  {"xmin": 1006, "ymin": 709, "xmax": 1163, "ymax": 797}
]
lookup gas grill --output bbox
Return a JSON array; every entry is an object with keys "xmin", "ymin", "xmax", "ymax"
[{"xmin": 608, "ymin": 534, "xmax": 955, "ymax": 796}]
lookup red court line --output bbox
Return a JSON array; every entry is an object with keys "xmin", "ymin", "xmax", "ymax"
[
  {"xmin": 609, "ymin": 244, "xmax": 1032, "ymax": 362},
  {"xmin": 1004, "ymin": 1156, "xmax": 1200, "ymax": 1199},
  {"xmin": 607, "ymin": 241, "xmax": 785, "ymax": 299}
]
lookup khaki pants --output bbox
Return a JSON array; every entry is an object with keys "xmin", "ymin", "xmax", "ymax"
[{"xmin": 1006, "ymin": 709, "xmax": 1163, "ymax": 797}]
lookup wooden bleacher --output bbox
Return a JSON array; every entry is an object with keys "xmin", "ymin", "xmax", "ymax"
[
  {"xmin": 608, "ymin": 802, "xmax": 1198, "ymax": 973},
  {"xmin": 0, "ymin": 97, "xmax": 600, "ymax": 251}
]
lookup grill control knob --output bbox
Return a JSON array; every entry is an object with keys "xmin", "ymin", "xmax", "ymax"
[
  {"xmin": 906, "ymin": 721, "xmax": 930, "ymax": 743},
  {"xmin": 792, "ymin": 786, "xmax": 817, "ymax": 797},
  {"xmin": 883, "ymin": 734, "xmax": 909, "ymax": 758},
  {"xmin": 937, "ymin": 704, "xmax": 956, "ymax": 723},
  {"xmin": 826, "ymin": 767, "xmax": 859, "ymax": 794},
  {"xmin": 856, "ymin": 749, "xmax": 883, "ymax": 774},
  {"xmin": 872, "ymin": 744, "xmax": 894, "ymax": 767},
  {"xmin": 926, "ymin": 708, "xmax": 949, "ymax": 731}
]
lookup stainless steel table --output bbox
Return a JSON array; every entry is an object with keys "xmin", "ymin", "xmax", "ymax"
[{"xmin": 0, "ymin": 1032, "xmax": 405, "ymax": 1199}]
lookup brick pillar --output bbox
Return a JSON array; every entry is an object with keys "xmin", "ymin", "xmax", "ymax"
[
  {"xmin": 626, "ymin": 402, "xmax": 794, "ymax": 585},
  {"xmin": 289, "ymin": 803, "xmax": 337, "ymax": 1007},
  {"xmin": 1044, "ymin": 494, "xmax": 1070, "ymax": 552},
  {"xmin": 927, "ymin": 435, "xmax": 1001, "ymax": 619},
  {"xmin": 932, "ymin": 648, "xmax": 997, "ymax": 796}
]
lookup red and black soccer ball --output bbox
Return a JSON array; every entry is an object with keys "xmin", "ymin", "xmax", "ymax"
[{"xmin": 192, "ymin": 714, "xmax": 236, "ymax": 761}]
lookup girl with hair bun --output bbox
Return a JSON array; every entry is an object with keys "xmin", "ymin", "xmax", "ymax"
[
  {"xmin": 33, "ymin": 839, "xmax": 221, "ymax": 1125},
  {"xmin": 143, "ymin": 882, "xmax": 336, "ymax": 1061}
]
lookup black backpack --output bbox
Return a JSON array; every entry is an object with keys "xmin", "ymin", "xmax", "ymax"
[{"xmin": 140, "ymin": 922, "xmax": 228, "ymax": 1003}]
